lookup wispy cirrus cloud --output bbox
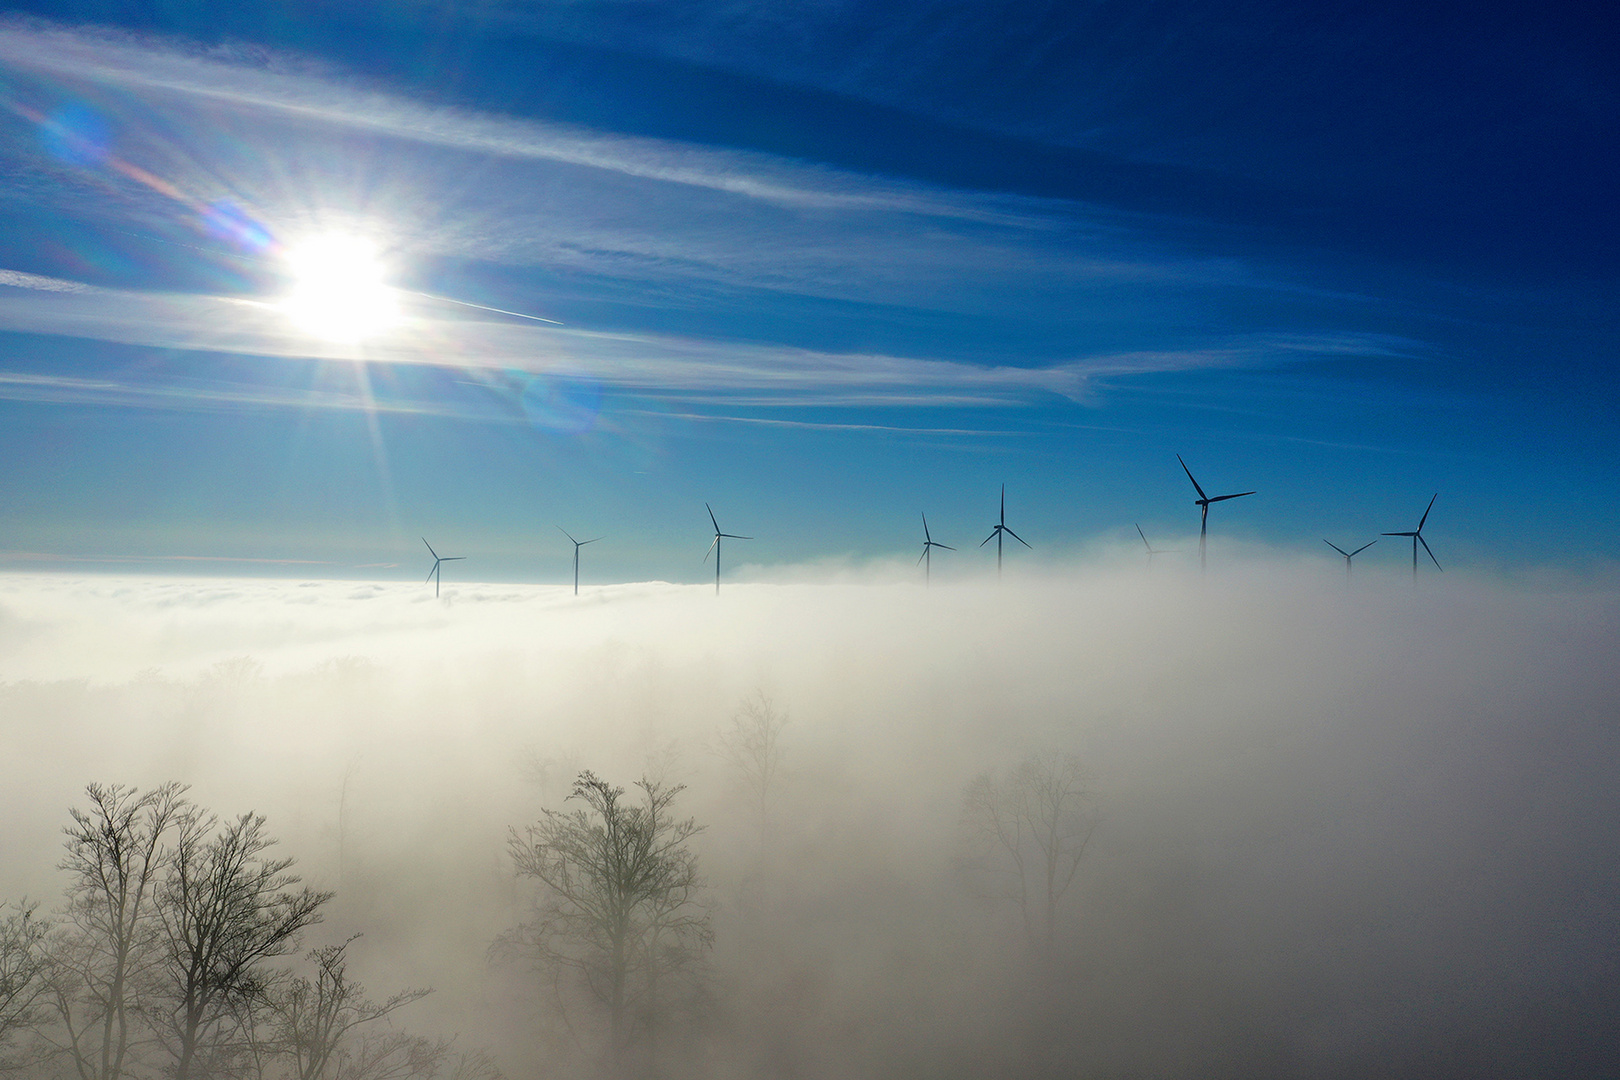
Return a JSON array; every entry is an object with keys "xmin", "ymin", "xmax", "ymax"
[
  {"xmin": 0, "ymin": 268, "xmax": 99, "ymax": 293},
  {"xmin": 0, "ymin": 18, "xmax": 1303, "ymax": 311},
  {"xmin": 0, "ymin": 278, "xmax": 1415, "ymax": 410},
  {"xmin": 0, "ymin": 18, "xmax": 1422, "ymax": 426},
  {"xmin": 0, "ymin": 20, "xmax": 1035, "ymax": 221}
]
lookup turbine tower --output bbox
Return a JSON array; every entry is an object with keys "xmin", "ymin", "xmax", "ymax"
[
  {"xmin": 1177, "ymin": 455, "xmax": 1255, "ymax": 570},
  {"xmin": 979, "ymin": 484, "xmax": 1030, "ymax": 578},
  {"xmin": 1383, "ymin": 494, "xmax": 1441, "ymax": 579},
  {"xmin": 558, "ymin": 527, "xmax": 602, "ymax": 596},
  {"xmin": 917, "ymin": 512, "xmax": 955, "ymax": 585},
  {"xmin": 422, "ymin": 538, "xmax": 464, "ymax": 598},
  {"xmin": 1323, "ymin": 538, "xmax": 1376, "ymax": 580},
  {"xmin": 704, "ymin": 503, "xmax": 752, "ymax": 595},
  {"xmin": 1136, "ymin": 523, "xmax": 1177, "ymax": 566}
]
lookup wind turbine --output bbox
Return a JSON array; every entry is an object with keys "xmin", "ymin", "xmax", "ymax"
[
  {"xmin": 1323, "ymin": 538, "xmax": 1377, "ymax": 580},
  {"xmin": 557, "ymin": 527, "xmax": 602, "ymax": 596},
  {"xmin": 979, "ymin": 484, "xmax": 1030, "ymax": 578},
  {"xmin": 917, "ymin": 512, "xmax": 955, "ymax": 585},
  {"xmin": 1177, "ymin": 455, "xmax": 1255, "ymax": 570},
  {"xmin": 1383, "ymin": 494, "xmax": 1441, "ymax": 578},
  {"xmin": 1136, "ymin": 523, "xmax": 1177, "ymax": 566},
  {"xmin": 422, "ymin": 538, "xmax": 464, "ymax": 598},
  {"xmin": 703, "ymin": 503, "xmax": 751, "ymax": 595}
]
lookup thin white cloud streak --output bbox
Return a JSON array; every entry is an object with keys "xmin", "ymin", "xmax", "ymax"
[
  {"xmin": 0, "ymin": 269, "xmax": 100, "ymax": 293},
  {"xmin": 0, "ymin": 285, "xmax": 1413, "ymax": 409},
  {"xmin": 627, "ymin": 411, "xmax": 1029, "ymax": 435},
  {"xmin": 0, "ymin": 21, "xmax": 1041, "ymax": 222}
]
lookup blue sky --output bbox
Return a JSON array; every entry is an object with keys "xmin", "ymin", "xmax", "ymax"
[{"xmin": 0, "ymin": 0, "xmax": 1614, "ymax": 582}]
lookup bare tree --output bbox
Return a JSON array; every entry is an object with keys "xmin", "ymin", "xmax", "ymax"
[
  {"xmin": 501, "ymin": 771, "xmax": 711, "ymax": 1068},
  {"xmin": 442, "ymin": 1049, "xmax": 503, "ymax": 1080},
  {"xmin": 962, "ymin": 753, "xmax": 1099, "ymax": 953},
  {"xmin": 271, "ymin": 936, "xmax": 431, "ymax": 1080},
  {"xmin": 0, "ymin": 900, "xmax": 51, "ymax": 1068},
  {"xmin": 51, "ymin": 782, "xmax": 190, "ymax": 1080},
  {"xmin": 152, "ymin": 810, "xmax": 331, "ymax": 1080},
  {"xmin": 331, "ymin": 1031, "xmax": 448, "ymax": 1080},
  {"xmin": 716, "ymin": 691, "xmax": 788, "ymax": 845}
]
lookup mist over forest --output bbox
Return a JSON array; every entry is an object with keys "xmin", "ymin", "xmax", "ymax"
[{"xmin": 2, "ymin": 563, "xmax": 1618, "ymax": 1079}]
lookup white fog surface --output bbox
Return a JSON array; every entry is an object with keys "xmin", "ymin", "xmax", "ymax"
[{"xmin": 2, "ymin": 564, "xmax": 1617, "ymax": 1078}]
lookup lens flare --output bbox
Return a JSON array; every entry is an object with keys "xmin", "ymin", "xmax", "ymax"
[{"xmin": 281, "ymin": 235, "xmax": 401, "ymax": 342}]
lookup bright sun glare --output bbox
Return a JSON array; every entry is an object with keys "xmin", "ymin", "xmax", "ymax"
[{"xmin": 281, "ymin": 234, "xmax": 401, "ymax": 341}]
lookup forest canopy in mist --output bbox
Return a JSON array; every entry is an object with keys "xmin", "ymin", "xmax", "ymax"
[{"xmin": 2, "ymin": 564, "xmax": 1618, "ymax": 1079}]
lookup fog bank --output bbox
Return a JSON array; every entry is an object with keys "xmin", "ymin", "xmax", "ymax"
[{"xmin": 2, "ymin": 564, "xmax": 1618, "ymax": 1078}]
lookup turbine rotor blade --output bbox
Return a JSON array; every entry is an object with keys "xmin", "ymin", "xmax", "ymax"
[
  {"xmin": 443, "ymin": 556, "xmax": 465, "ymax": 561},
  {"xmin": 720, "ymin": 533, "xmax": 752, "ymax": 540},
  {"xmin": 1419, "ymin": 534, "xmax": 1442, "ymax": 570},
  {"xmin": 1383, "ymin": 531, "xmax": 1416, "ymax": 537},
  {"xmin": 426, "ymin": 564, "xmax": 438, "ymax": 584},
  {"xmin": 1324, "ymin": 540, "xmax": 1349, "ymax": 557},
  {"xmin": 1419, "ymin": 493, "xmax": 1437, "ymax": 531},
  {"xmin": 1137, "ymin": 523, "xmax": 1150, "ymax": 551},
  {"xmin": 422, "ymin": 538, "xmax": 438, "ymax": 559},
  {"xmin": 922, "ymin": 511, "xmax": 931, "ymax": 543},
  {"xmin": 980, "ymin": 529, "xmax": 998, "ymax": 547},
  {"xmin": 1177, "ymin": 454, "xmax": 1208, "ymax": 500},
  {"xmin": 1005, "ymin": 527, "xmax": 1032, "ymax": 549},
  {"xmin": 556, "ymin": 526, "xmax": 576, "ymax": 544},
  {"xmin": 582, "ymin": 537, "xmax": 603, "ymax": 545},
  {"xmin": 1350, "ymin": 540, "xmax": 1377, "ymax": 557},
  {"xmin": 917, "ymin": 548, "xmax": 928, "ymax": 566},
  {"xmin": 703, "ymin": 536, "xmax": 718, "ymax": 563},
  {"xmin": 936, "ymin": 543, "xmax": 956, "ymax": 551},
  {"xmin": 706, "ymin": 503, "xmax": 720, "ymax": 533},
  {"xmin": 1209, "ymin": 491, "xmax": 1256, "ymax": 502}
]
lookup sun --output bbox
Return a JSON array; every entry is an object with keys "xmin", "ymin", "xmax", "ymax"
[{"xmin": 280, "ymin": 234, "xmax": 402, "ymax": 341}]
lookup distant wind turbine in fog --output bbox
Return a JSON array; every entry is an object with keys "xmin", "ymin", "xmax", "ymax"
[
  {"xmin": 917, "ymin": 512, "xmax": 955, "ymax": 585},
  {"xmin": 422, "ymin": 538, "xmax": 464, "ymax": 598},
  {"xmin": 1177, "ymin": 454, "xmax": 1255, "ymax": 570},
  {"xmin": 1136, "ymin": 524, "xmax": 1177, "ymax": 566},
  {"xmin": 558, "ymin": 527, "xmax": 602, "ymax": 596},
  {"xmin": 704, "ymin": 503, "xmax": 751, "ymax": 595},
  {"xmin": 1324, "ymin": 538, "xmax": 1377, "ymax": 579},
  {"xmin": 1383, "ymin": 494, "xmax": 1441, "ymax": 578},
  {"xmin": 980, "ymin": 484, "xmax": 1030, "ymax": 579}
]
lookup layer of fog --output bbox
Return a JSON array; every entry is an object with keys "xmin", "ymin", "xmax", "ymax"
[{"xmin": 2, "ymin": 563, "xmax": 1617, "ymax": 1078}]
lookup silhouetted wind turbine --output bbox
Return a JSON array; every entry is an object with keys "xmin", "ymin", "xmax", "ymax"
[
  {"xmin": 422, "ymin": 538, "xmax": 464, "ymax": 598},
  {"xmin": 1136, "ymin": 523, "xmax": 1177, "ymax": 566},
  {"xmin": 1324, "ymin": 538, "xmax": 1377, "ymax": 580},
  {"xmin": 557, "ymin": 527, "xmax": 602, "ymax": 596},
  {"xmin": 703, "ymin": 503, "xmax": 751, "ymax": 595},
  {"xmin": 1383, "ymin": 494, "xmax": 1441, "ymax": 579},
  {"xmin": 1177, "ymin": 455, "xmax": 1255, "ymax": 570},
  {"xmin": 980, "ymin": 484, "xmax": 1030, "ymax": 578},
  {"xmin": 918, "ymin": 512, "xmax": 955, "ymax": 585}
]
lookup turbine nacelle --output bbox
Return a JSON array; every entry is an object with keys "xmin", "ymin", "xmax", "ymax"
[
  {"xmin": 918, "ymin": 512, "xmax": 956, "ymax": 583},
  {"xmin": 422, "ymin": 537, "xmax": 465, "ymax": 599},
  {"xmin": 704, "ymin": 503, "xmax": 752, "ymax": 594},
  {"xmin": 1324, "ymin": 538, "xmax": 1377, "ymax": 578},
  {"xmin": 558, "ymin": 526, "xmax": 603, "ymax": 596},
  {"xmin": 1383, "ymin": 494, "xmax": 1441, "ymax": 576},
  {"xmin": 979, "ymin": 484, "xmax": 1030, "ymax": 578},
  {"xmin": 1177, "ymin": 455, "xmax": 1254, "ymax": 570}
]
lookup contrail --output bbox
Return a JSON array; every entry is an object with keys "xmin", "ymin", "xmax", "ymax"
[{"xmin": 416, "ymin": 293, "xmax": 564, "ymax": 325}]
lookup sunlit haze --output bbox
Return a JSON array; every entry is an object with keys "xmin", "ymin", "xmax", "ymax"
[
  {"xmin": 281, "ymin": 234, "xmax": 402, "ymax": 341},
  {"xmin": 0, "ymin": 3, "xmax": 1616, "ymax": 1078}
]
